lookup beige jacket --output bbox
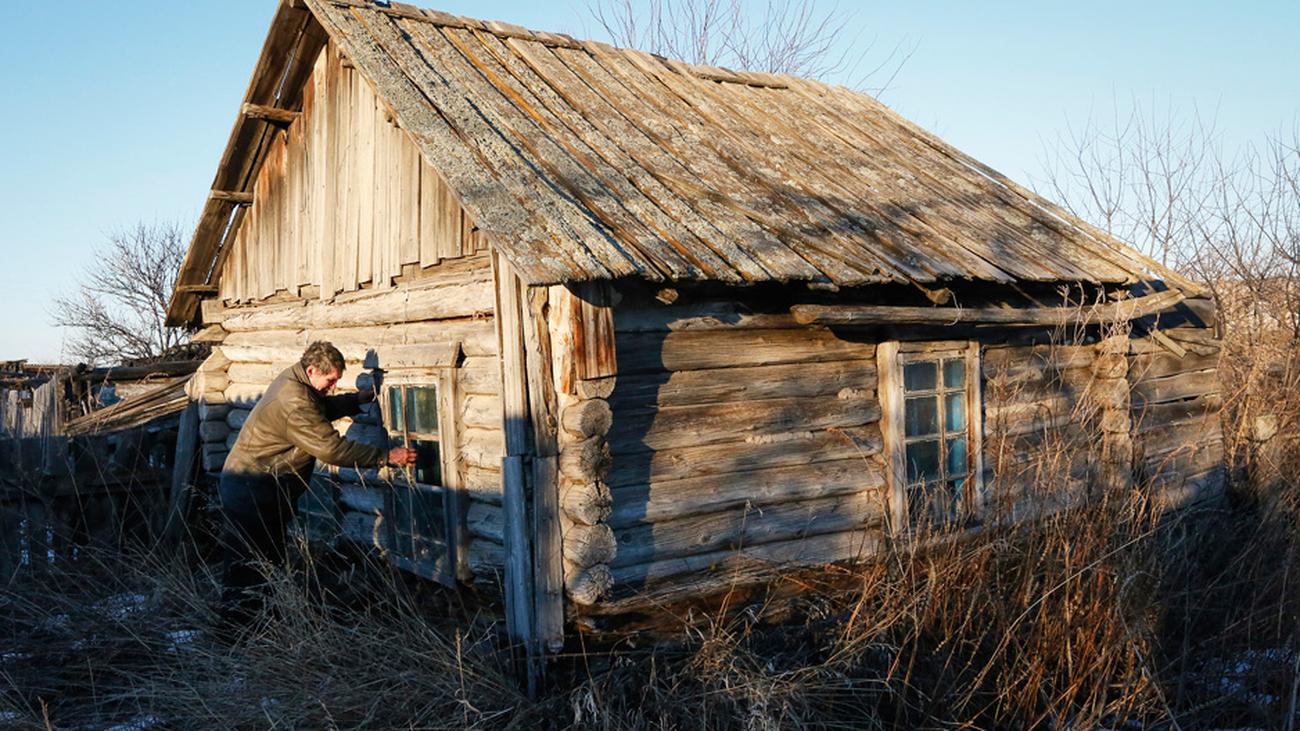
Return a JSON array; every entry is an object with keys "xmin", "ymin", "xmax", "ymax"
[{"xmin": 224, "ymin": 363, "xmax": 386, "ymax": 490}]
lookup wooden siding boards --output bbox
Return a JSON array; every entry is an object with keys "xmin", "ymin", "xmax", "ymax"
[
  {"xmin": 172, "ymin": 0, "xmax": 1192, "ymax": 325},
  {"xmin": 215, "ymin": 37, "xmax": 493, "ymax": 305}
]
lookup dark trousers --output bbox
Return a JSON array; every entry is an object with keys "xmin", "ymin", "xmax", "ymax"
[{"xmin": 218, "ymin": 472, "xmax": 298, "ymax": 625}]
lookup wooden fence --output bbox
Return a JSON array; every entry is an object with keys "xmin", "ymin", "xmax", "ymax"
[{"xmin": 0, "ymin": 388, "xmax": 187, "ymax": 578}]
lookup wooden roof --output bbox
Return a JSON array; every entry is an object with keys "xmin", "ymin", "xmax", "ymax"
[{"xmin": 168, "ymin": 0, "xmax": 1189, "ymax": 325}]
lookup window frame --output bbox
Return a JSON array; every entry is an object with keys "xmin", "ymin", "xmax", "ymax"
[
  {"xmin": 878, "ymin": 340, "xmax": 985, "ymax": 531},
  {"xmin": 385, "ymin": 383, "xmax": 443, "ymax": 486},
  {"xmin": 376, "ymin": 369, "xmax": 464, "ymax": 586}
]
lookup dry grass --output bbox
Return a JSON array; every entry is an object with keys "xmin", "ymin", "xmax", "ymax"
[
  {"xmin": 0, "ymin": 549, "xmax": 522, "ymax": 729},
  {"xmin": 8, "ymin": 443, "xmax": 1294, "ymax": 728},
  {"xmin": 3, "ymin": 328, "xmax": 1299, "ymax": 730}
]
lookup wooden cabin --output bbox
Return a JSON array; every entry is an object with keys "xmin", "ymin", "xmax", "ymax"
[{"xmin": 165, "ymin": 0, "xmax": 1224, "ymax": 649}]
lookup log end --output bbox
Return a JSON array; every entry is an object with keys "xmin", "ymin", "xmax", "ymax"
[{"xmin": 566, "ymin": 563, "xmax": 613, "ymax": 606}]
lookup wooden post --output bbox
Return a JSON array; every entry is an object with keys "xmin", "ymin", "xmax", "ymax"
[
  {"xmin": 522, "ymin": 287, "xmax": 565, "ymax": 655},
  {"xmin": 1093, "ymin": 335, "xmax": 1134, "ymax": 494},
  {"xmin": 491, "ymin": 253, "xmax": 537, "ymax": 684},
  {"xmin": 876, "ymin": 341, "xmax": 907, "ymax": 535},
  {"xmin": 965, "ymin": 342, "xmax": 986, "ymax": 514},
  {"xmin": 162, "ymin": 401, "xmax": 201, "ymax": 547},
  {"xmin": 531, "ymin": 454, "xmax": 563, "ymax": 652},
  {"xmin": 436, "ymin": 368, "xmax": 469, "ymax": 582}
]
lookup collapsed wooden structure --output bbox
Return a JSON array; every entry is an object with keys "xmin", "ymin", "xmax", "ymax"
[
  {"xmin": 164, "ymin": 0, "xmax": 1224, "ymax": 651},
  {"xmin": 0, "ymin": 356, "xmax": 204, "ymax": 575}
]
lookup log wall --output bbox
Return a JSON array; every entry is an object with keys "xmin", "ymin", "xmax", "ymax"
[
  {"xmin": 590, "ymin": 295, "xmax": 887, "ymax": 614},
  {"xmin": 196, "ymin": 254, "xmax": 507, "ymax": 592},
  {"xmin": 217, "ymin": 40, "xmax": 489, "ymax": 305},
  {"xmin": 1127, "ymin": 306, "xmax": 1225, "ymax": 506},
  {"xmin": 981, "ymin": 342, "xmax": 1099, "ymax": 516},
  {"xmin": 591, "ymin": 291, "xmax": 1226, "ymax": 619},
  {"xmin": 981, "ymin": 297, "xmax": 1225, "ymax": 515}
]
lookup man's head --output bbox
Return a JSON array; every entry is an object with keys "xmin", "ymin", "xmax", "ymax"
[{"xmin": 300, "ymin": 341, "xmax": 345, "ymax": 394}]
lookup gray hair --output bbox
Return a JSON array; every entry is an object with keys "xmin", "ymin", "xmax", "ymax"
[{"xmin": 300, "ymin": 341, "xmax": 345, "ymax": 374}]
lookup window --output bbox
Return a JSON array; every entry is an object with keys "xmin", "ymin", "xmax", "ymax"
[
  {"xmin": 381, "ymin": 382, "xmax": 455, "ymax": 584},
  {"xmin": 880, "ymin": 342, "xmax": 984, "ymax": 528},
  {"xmin": 386, "ymin": 385, "xmax": 442, "ymax": 486}
]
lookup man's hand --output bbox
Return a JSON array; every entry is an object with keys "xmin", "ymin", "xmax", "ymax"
[
  {"xmin": 387, "ymin": 446, "xmax": 417, "ymax": 467},
  {"xmin": 357, "ymin": 386, "xmax": 376, "ymax": 404}
]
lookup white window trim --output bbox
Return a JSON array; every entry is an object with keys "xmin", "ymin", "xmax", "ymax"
[{"xmin": 878, "ymin": 340, "xmax": 985, "ymax": 534}]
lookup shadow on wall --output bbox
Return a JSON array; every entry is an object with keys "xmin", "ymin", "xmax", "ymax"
[{"xmin": 598, "ymin": 289, "xmax": 888, "ymax": 601}]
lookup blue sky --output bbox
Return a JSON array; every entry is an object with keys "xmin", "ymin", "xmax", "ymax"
[{"xmin": 0, "ymin": 1, "xmax": 1295, "ymax": 362}]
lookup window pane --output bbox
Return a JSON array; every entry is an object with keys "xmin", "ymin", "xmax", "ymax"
[
  {"xmin": 904, "ymin": 361, "xmax": 937, "ymax": 391},
  {"xmin": 946, "ymin": 437, "xmax": 968, "ymax": 476},
  {"xmin": 905, "ymin": 396, "xmax": 938, "ymax": 436},
  {"xmin": 944, "ymin": 393, "xmax": 966, "ymax": 432},
  {"xmin": 388, "ymin": 388, "xmax": 404, "ymax": 431},
  {"xmin": 405, "ymin": 389, "xmax": 418, "ymax": 434},
  {"xmin": 906, "ymin": 439, "xmax": 941, "ymax": 483},
  {"xmin": 412, "ymin": 439, "xmax": 442, "ymax": 485},
  {"xmin": 407, "ymin": 386, "xmax": 439, "ymax": 435},
  {"xmin": 943, "ymin": 359, "xmax": 965, "ymax": 389}
]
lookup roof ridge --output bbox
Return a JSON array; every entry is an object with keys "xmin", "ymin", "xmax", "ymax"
[{"xmin": 322, "ymin": 0, "xmax": 792, "ymax": 88}]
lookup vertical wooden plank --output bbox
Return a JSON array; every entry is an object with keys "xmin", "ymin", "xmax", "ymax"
[
  {"xmin": 340, "ymin": 62, "xmax": 360, "ymax": 292},
  {"xmin": 321, "ymin": 43, "xmax": 341, "ymax": 297},
  {"xmin": 265, "ymin": 137, "xmax": 283, "ymax": 299},
  {"xmin": 298, "ymin": 58, "xmax": 315, "ymax": 291},
  {"xmin": 398, "ymin": 131, "xmax": 421, "ymax": 266},
  {"xmin": 418, "ymin": 160, "xmax": 439, "ymax": 268},
  {"xmin": 371, "ymin": 99, "xmax": 390, "ymax": 290},
  {"xmin": 531, "ymin": 455, "xmax": 563, "ymax": 653},
  {"xmin": 226, "ymin": 222, "xmax": 241, "ymax": 302},
  {"xmin": 354, "ymin": 76, "xmax": 374, "ymax": 289},
  {"xmin": 501, "ymin": 455, "xmax": 533, "ymax": 645},
  {"xmin": 220, "ymin": 223, "xmax": 239, "ymax": 300},
  {"xmin": 572, "ymin": 282, "xmax": 617, "ymax": 380},
  {"xmin": 492, "ymin": 253, "xmax": 537, "ymax": 657},
  {"xmin": 285, "ymin": 123, "xmax": 301, "ymax": 291},
  {"xmin": 446, "ymin": 198, "xmax": 468, "ymax": 260},
  {"xmin": 162, "ymin": 401, "xmax": 201, "ymax": 546},
  {"xmin": 522, "ymin": 286, "xmax": 563, "ymax": 653},
  {"xmin": 293, "ymin": 103, "xmax": 311, "ymax": 290},
  {"xmin": 877, "ymin": 340, "xmax": 907, "ymax": 534},
  {"xmin": 437, "ymin": 367, "xmax": 469, "ymax": 582},
  {"xmin": 966, "ymin": 342, "xmax": 986, "ymax": 515},
  {"xmin": 548, "ymin": 286, "xmax": 578, "ymax": 397},
  {"xmin": 289, "ymin": 127, "xmax": 300, "ymax": 292},
  {"xmin": 254, "ymin": 160, "xmax": 269, "ymax": 299},
  {"xmin": 311, "ymin": 46, "xmax": 329, "ymax": 295},
  {"xmin": 382, "ymin": 114, "xmax": 402, "ymax": 286},
  {"xmin": 523, "ymin": 287, "xmax": 559, "ymax": 457}
]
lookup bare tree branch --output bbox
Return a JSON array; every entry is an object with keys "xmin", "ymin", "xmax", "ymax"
[
  {"xmin": 51, "ymin": 221, "xmax": 191, "ymax": 365},
  {"xmin": 588, "ymin": 0, "xmax": 910, "ymax": 94},
  {"xmin": 1036, "ymin": 106, "xmax": 1300, "ymax": 436}
]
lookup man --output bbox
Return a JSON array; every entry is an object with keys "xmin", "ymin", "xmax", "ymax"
[{"xmin": 218, "ymin": 341, "xmax": 416, "ymax": 624}]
